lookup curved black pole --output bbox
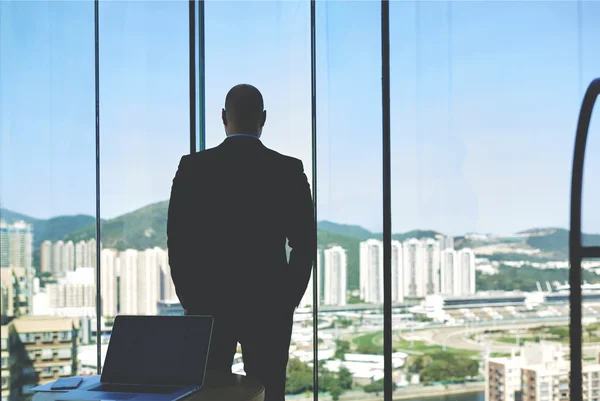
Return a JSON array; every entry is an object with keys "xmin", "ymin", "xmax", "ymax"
[{"xmin": 570, "ymin": 78, "xmax": 600, "ymax": 401}]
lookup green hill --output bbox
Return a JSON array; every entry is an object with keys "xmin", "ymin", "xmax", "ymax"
[
  {"xmin": 524, "ymin": 228, "xmax": 600, "ymax": 259},
  {"xmin": 65, "ymin": 201, "xmax": 168, "ymax": 251},
  {"xmin": 1, "ymin": 208, "xmax": 95, "ymax": 249}
]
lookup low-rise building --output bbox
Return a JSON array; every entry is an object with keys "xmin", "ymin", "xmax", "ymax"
[
  {"xmin": 1, "ymin": 325, "xmax": 10, "ymax": 401},
  {"xmin": 8, "ymin": 316, "xmax": 79, "ymax": 399}
]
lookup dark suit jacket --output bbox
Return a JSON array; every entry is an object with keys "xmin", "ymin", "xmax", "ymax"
[{"xmin": 167, "ymin": 135, "xmax": 316, "ymax": 315}]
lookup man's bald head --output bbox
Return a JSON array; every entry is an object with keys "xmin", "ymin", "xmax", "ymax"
[{"xmin": 222, "ymin": 84, "xmax": 266, "ymax": 137}]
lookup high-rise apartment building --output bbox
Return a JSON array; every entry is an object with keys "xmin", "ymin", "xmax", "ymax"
[
  {"xmin": 40, "ymin": 241, "xmax": 52, "ymax": 273},
  {"xmin": 158, "ymin": 249, "xmax": 177, "ymax": 302},
  {"xmin": 323, "ymin": 246, "xmax": 347, "ymax": 306},
  {"xmin": 457, "ymin": 248, "xmax": 476, "ymax": 295},
  {"xmin": 85, "ymin": 238, "xmax": 97, "ymax": 269},
  {"xmin": 119, "ymin": 249, "xmax": 139, "ymax": 315},
  {"xmin": 75, "ymin": 241, "xmax": 85, "ymax": 269},
  {"xmin": 299, "ymin": 250, "xmax": 321, "ymax": 308},
  {"xmin": 440, "ymin": 248, "xmax": 476, "ymax": 296},
  {"xmin": 100, "ymin": 249, "xmax": 118, "ymax": 317},
  {"xmin": 440, "ymin": 249, "xmax": 456, "ymax": 295},
  {"xmin": 391, "ymin": 240, "xmax": 403, "ymax": 303},
  {"xmin": 63, "ymin": 241, "xmax": 75, "ymax": 273},
  {"xmin": 402, "ymin": 238, "xmax": 423, "ymax": 298},
  {"xmin": 43, "ymin": 268, "xmax": 95, "ymax": 317},
  {"xmin": 8, "ymin": 316, "xmax": 79, "ymax": 396},
  {"xmin": 137, "ymin": 248, "xmax": 161, "ymax": 315},
  {"xmin": 0, "ymin": 220, "xmax": 33, "ymax": 270},
  {"xmin": 436, "ymin": 234, "xmax": 455, "ymax": 251},
  {"xmin": 52, "ymin": 241, "xmax": 64, "ymax": 274},
  {"xmin": 360, "ymin": 239, "xmax": 383, "ymax": 304},
  {"xmin": 421, "ymin": 238, "xmax": 440, "ymax": 296}
]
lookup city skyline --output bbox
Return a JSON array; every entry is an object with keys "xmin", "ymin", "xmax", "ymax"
[{"xmin": 2, "ymin": 1, "xmax": 600, "ymax": 237}]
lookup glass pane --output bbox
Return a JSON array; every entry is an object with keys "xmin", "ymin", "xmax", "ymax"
[
  {"xmin": 97, "ymin": 0, "xmax": 189, "ymax": 367},
  {"xmin": 0, "ymin": 0, "xmax": 94, "ymax": 390},
  {"xmin": 204, "ymin": 0, "xmax": 312, "ymax": 393},
  {"xmin": 316, "ymin": 1, "xmax": 383, "ymax": 399},
  {"xmin": 390, "ymin": 1, "xmax": 600, "ymax": 399}
]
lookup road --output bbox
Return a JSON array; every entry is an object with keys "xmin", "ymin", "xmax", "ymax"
[{"xmin": 411, "ymin": 319, "xmax": 600, "ymax": 357}]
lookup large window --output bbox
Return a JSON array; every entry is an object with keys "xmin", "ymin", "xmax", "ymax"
[
  {"xmin": 0, "ymin": 0, "xmax": 94, "ymax": 389},
  {"xmin": 390, "ymin": 1, "xmax": 600, "ymax": 398},
  {"xmin": 315, "ymin": 1, "xmax": 384, "ymax": 398},
  {"xmin": 96, "ymin": 0, "xmax": 189, "ymax": 366},
  {"xmin": 1, "ymin": 1, "xmax": 599, "ymax": 400},
  {"xmin": 204, "ymin": 0, "xmax": 312, "ymax": 387}
]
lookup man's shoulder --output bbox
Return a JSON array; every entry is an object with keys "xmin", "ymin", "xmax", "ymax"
[
  {"xmin": 262, "ymin": 147, "xmax": 304, "ymax": 171},
  {"xmin": 180, "ymin": 147, "xmax": 222, "ymax": 165}
]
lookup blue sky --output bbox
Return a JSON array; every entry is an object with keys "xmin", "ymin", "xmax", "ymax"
[{"xmin": 1, "ymin": 0, "xmax": 599, "ymax": 236}]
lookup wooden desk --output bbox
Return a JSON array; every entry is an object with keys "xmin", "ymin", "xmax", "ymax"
[{"xmin": 33, "ymin": 372, "xmax": 265, "ymax": 401}]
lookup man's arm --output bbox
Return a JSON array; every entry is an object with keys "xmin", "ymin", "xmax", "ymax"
[
  {"xmin": 286, "ymin": 160, "xmax": 317, "ymax": 307},
  {"xmin": 167, "ymin": 155, "xmax": 194, "ymax": 310}
]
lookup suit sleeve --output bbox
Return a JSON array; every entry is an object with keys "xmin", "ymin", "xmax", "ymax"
[
  {"xmin": 286, "ymin": 160, "xmax": 317, "ymax": 307},
  {"xmin": 167, "ymin": 155, "xmax": 194, "ymax": 310}
]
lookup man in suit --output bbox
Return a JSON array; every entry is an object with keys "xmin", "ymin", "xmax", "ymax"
[{"xmin": 167, "ymin": 84, "xmax": 316, "ymax": 401}]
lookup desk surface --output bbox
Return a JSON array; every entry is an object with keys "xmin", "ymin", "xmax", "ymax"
[{"xmin": 33, "ymin": 372, "xmax": 265, "ymax": 401}]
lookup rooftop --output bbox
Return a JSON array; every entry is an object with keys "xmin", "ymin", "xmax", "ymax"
[{"xmin": 11, "ymin": 316, "xmax": 78, "ymax": 333}]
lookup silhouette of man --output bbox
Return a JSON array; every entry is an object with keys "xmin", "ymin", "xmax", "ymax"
[{"xmin": 167, "ymin": 84, "xmax": 316, "ymax": 401}]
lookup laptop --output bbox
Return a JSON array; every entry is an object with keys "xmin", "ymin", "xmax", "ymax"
[{"xmin": 58, "ymin": 315, "xmax": 214, "ymax": 401}]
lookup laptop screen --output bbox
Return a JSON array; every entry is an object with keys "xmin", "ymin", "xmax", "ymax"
[{"xmin": 101, "ymin": 315, "xmax": 213, "ymax": 386}]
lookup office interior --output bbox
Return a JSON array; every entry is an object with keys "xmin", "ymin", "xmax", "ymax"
[{"xmin": 1, "ymin": 1, "xmax": 600, "ymax": 401}]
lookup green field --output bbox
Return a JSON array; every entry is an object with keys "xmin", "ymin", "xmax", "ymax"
[{"xmin": 352, "ymin": 331, "xmax": 478, "ymax": 357}]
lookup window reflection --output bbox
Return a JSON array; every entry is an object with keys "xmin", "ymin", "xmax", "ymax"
[
  {"xmin": 0, "ymin": 0, "xmax": 94, "ymax": 392},
  {"xmin": 97, "ymin": 0, "xmax": 188, "ymax": 368},
  {"xmin": 391, "ymin": 1, "xmax": 600, "ymax": 400}
]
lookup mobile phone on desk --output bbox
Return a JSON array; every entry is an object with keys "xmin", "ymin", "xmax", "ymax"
[{"xmin": 51, "ymin": 377, "xmax": 83, "ymax": 390}]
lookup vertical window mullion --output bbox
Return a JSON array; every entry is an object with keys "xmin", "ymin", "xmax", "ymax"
[
  {"xmin": 381, "ymin": 1, "xmax": 392, "ymax": 401},
  {"xmin": 94, "ymin": 0, "xmax": 102, "ymax": 373},
  {"xmin": 310, "ymin": 0, "xmax": 319, "ymax": 399}
]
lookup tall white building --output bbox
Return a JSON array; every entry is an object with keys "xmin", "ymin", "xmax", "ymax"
[
  {"xmin": 100, "ymin": 249, "xmax": 118, "ymax": 317},
  {"xmin": 457, "ymin": 248, "xmax": 476, "ymax": 295},
  {"xmin": 299, "ymin": 251, "xmax": 321, "ymax": 308},
  {"xmin": 402, "ymin": 238, "xmax": 423, "ymax": 298},
  {"xmin": 158, "ymin": 249, "xmax": 177, "ymax": 302},
  {"xmin": 136, "ymin": 248, "xmax": 162, "ymax": 315},
  {"xmin": 440, "ymin": 249, "xmax": 457, "ymax": 295},
  {"xmin": 440, "ymin": 248, "xmax": 476, "ymax": 296},
  {"xmin": 436, "ymin": 234, "xmax": 454, "ymax": 251},
  {"xmin": 391, "ymin": 240, "xmax": 403, "ymax": 303},
  {"xmin": 41, "ymin": 240, "xmax": 52, "ymax": 272},
  {"xmin": 44, "ymin": 267, "xmax": 96, "ymax": 316},
  {"xmin": 119, "ymin": 249, "xmax": 139, "ymax": 315},
  {"xmin": 323, "ymin": 246, "xmax": 347, "ymax": 306},
  {"xmin": 75, "ymin": 240, "xmax": 86, "ymax": 269},
  {"xmin": 52, "ymin": 240, "xmax": 64, "ymax": 273},
  {"xmin": 360, "ymin": 239, "xmax": 383, "ymax": 304},
  {"xmin": 0, "ymin": 220, "xmax": 33, "ymax": 270},
  {"xmin": 421, "ymin": 238, "xmax": 440, "ymax": 296},
  {"xmin": 63, "ymin": 241, "xmax": 75, "ymax": 272},
  {"xmin": 84, "ymin": 238, "xmax": 97, "ymax": 268}
]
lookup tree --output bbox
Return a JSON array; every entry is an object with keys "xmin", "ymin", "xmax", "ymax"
[
  {"xmin": 338, "ymin": 367, "xmax": 353, "ymax": 390},
  {"xmin": 329, "ymin": 382, "xmax": 343, "ymax": 401},
  {"xmin": 334, "ymin": 340, "xmax": 351, "ymax": 360},
  {"xmin": 286, "ymin": 358, "xmax": 313, "ymax": 395}
]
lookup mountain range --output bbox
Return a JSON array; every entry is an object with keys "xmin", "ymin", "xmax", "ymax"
[{"xmin": 2, "ymin": 203, "xmax": 599, "ymax": 290}]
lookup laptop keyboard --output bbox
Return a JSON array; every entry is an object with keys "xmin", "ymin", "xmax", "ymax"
[{"xmin": 89, "ymin": 384, "xmax": 182, "ymax": 394}]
